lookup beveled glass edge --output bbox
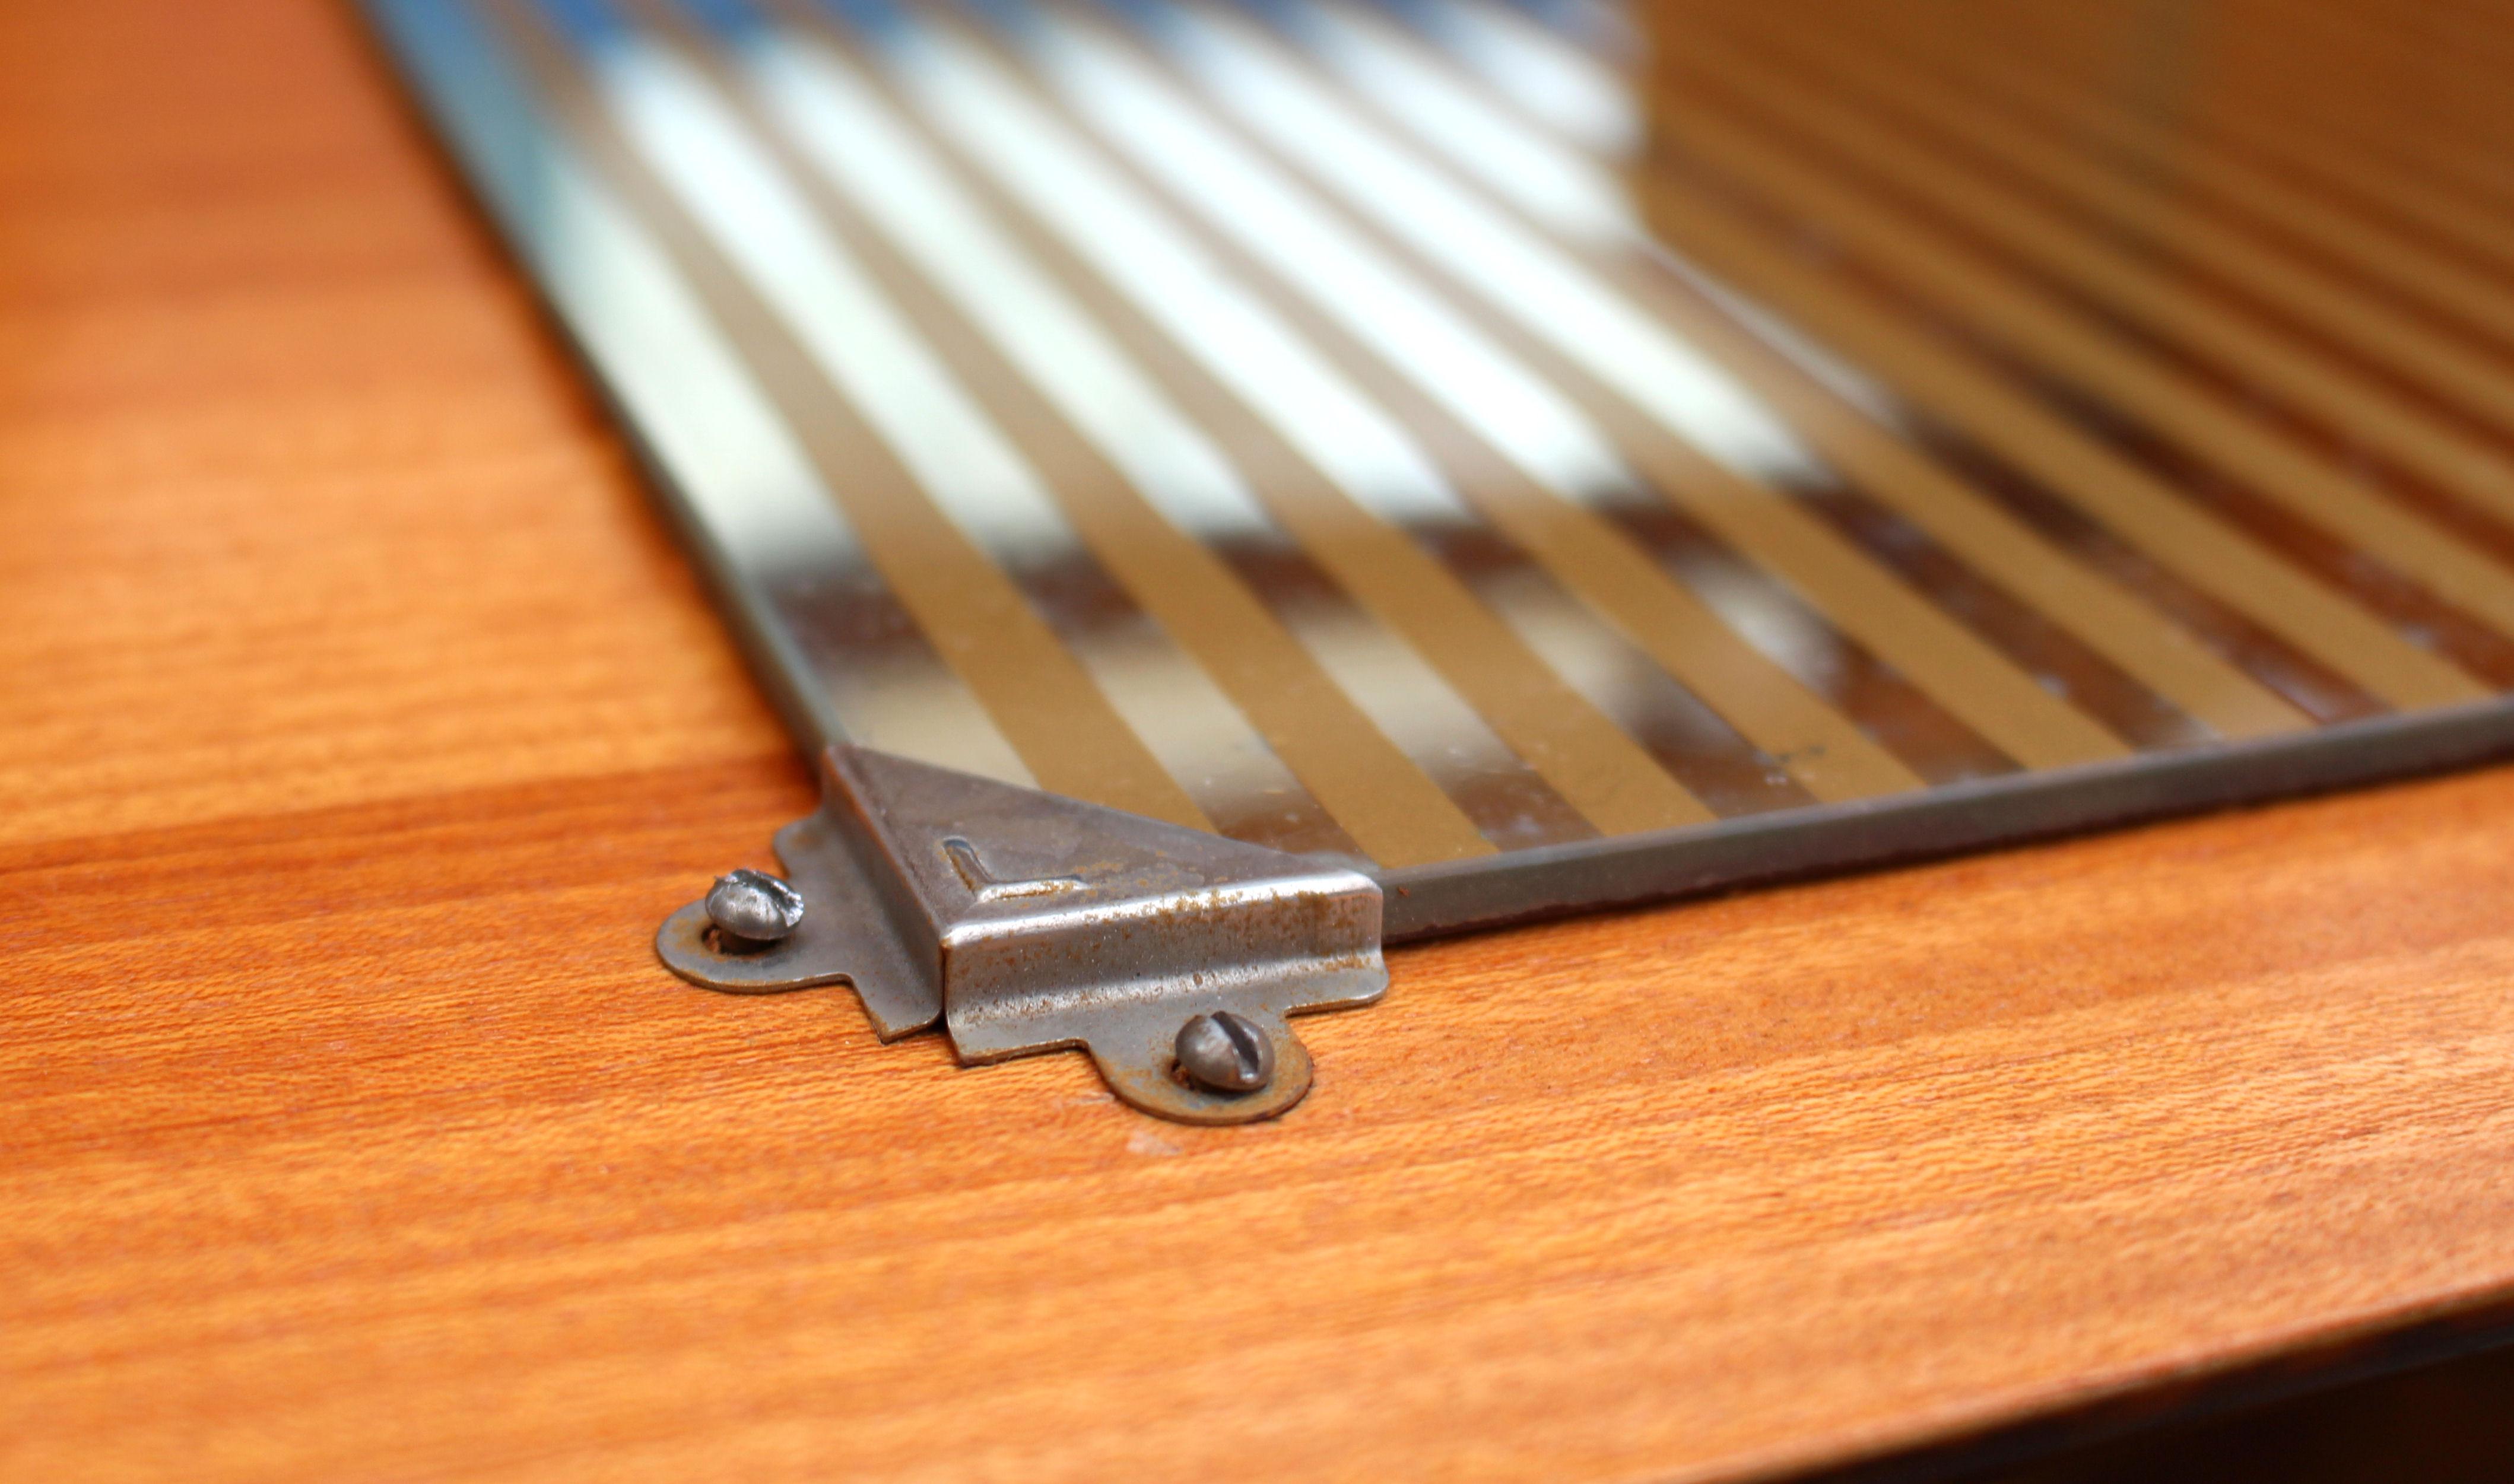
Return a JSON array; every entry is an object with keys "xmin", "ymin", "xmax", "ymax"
[{"xmin": 1377, "ymin": 695, "xmax": 2514, "ymax": 940}]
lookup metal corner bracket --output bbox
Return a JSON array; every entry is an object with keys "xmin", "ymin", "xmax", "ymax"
[{"xmin": 655, "ymin": 746, "xmax": 1388, "ymax": 1124}]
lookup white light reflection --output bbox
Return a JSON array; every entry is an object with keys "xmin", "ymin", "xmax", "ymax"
[
  {"xmin": 885, "ymin": 15, "xmax": 1478, "ymax": 532},
  {"xmin": 593, "ymin": 38, "xmax": 1081, "ymax": 561},
  {"xmin": 1296, "ymin": 0, "xmax": 1637, "ymax": 241},
  {"xmin": 1113, "ymin": 1, "xmax": 1828, "ymax": 488},
  {"xmin": 1404, "ymin": 0, "xmax": 1643, "ymax": 157},
  {"xmin": 1288, "ymin": 2, "xmax": 1903, "ymax": 424},
  {"xmin": 734, "ymin": 36, "xmax": 1277, "ymax": 548},
  {"xmin": 1036, "ymin": 11, "xmax": 1651, "ymax": 504}
]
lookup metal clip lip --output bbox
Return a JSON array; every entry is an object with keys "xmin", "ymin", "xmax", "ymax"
[{"xmin": 658, "ymin": 745, "xmax": 1389, "ymax": 1124}]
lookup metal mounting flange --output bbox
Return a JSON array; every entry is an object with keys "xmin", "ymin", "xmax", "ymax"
[{"xmin": 656, "ymin": 746, "xmax": 1387, "ymax": 1124}]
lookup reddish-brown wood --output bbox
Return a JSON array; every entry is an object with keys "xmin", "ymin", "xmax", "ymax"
[{"xmin": 5, "ymin": 2, "xmax": 2514, "ymax": 1480}]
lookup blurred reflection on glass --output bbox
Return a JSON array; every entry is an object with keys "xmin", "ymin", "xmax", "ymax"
[{"xmin": 363, "ymin": 0, "xmax": 2514, "ymax": 927}]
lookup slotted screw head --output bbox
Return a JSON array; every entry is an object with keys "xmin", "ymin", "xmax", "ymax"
[
  {"xmin": 1174, "ymin": 1011, "xmax": 1275, "ymax": 1094},
  {"xmin": 705, "ymin": 867, "xmax": 805, "ymax": 945}
]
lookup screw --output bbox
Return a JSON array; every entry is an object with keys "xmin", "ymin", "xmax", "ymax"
[
  {"xmin": 1174, "ymin": 1010, "xmax": 1275, "ymax": 1094},
  {"xmin": 705, "ymin": 867, "xmax": 805, "ymax": 946}
]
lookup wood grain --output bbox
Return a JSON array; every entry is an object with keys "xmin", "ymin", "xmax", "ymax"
[{"xmin": 5, "ymin": 2, "xmax": 2514, "ymax": 1480}]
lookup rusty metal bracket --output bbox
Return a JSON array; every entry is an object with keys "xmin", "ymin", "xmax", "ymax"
[{"xmin": 656, "ymin": 747, "xmax": 1387, "ymax": 1124}]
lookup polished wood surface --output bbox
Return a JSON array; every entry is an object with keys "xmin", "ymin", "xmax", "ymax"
[{"xmin": 7, "ymin": 2, "xmax": 2514, "ymax": 1480}]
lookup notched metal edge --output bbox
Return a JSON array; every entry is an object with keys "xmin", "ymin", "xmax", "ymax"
[
  {"xmin": 955, "ymin": 962, "xmax": 1385, "ymax": 1123},
  {"xmin": 655, "ymin": 807, "xmax": 944, "ymax": 1041},
  {"xmin": 655, "ymin": 746, "xmax": 1392, "ymax": 1122}
]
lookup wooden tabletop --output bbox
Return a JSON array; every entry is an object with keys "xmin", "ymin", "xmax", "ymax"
[{"xmin": 7, "ymin": 2, "xmax": 2513, "ymax": 1479}]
